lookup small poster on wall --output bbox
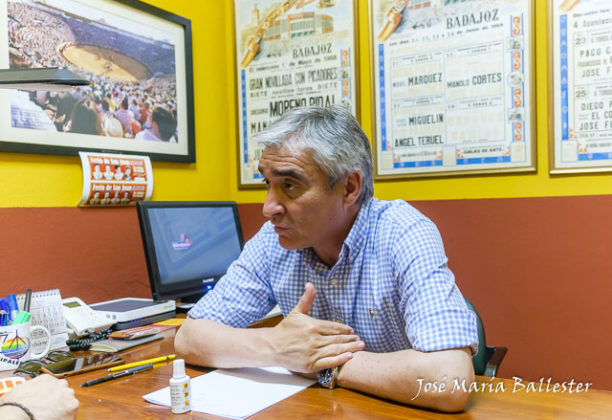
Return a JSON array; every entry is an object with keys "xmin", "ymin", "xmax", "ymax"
[{"xmin": 78, "ymin": 152, "xmax": 153, "ymax": 207}]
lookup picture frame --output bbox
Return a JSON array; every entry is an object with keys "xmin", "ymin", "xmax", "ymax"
[
  {"xmin": 549, "ymin": 0, "xmax": 612, "ymax": 174},
  {"xmin": 0, "ymin": 0, "xmax": 195, "ymax": 162},
  {"xmin": 370, "ymin": 0, "xmax": 536, "ymax": 179},
  {"xmin": 233, "ymin": 0, "xmax": 360, "ymax": 188}
]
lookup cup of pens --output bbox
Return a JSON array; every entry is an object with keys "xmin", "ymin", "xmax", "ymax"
[{"xmin": 0, "ymin": 321, "xmax": 51, "ymax": 371}]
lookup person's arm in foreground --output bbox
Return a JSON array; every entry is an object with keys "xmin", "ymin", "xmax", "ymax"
[
  {"xmin": 337, "ymin": 346, "xmax": 474, "ymax": 412},
  {"xmin": 175, "ymin": 283, "xmax": 365, "ymax": 373},
  {"xmin": 340, "ymin": 214, "xmax": 475, "ymax": 412},
  {"xmin": 0, "ymin": 374, "xmax": 79, "ymax": 420},
  {"xmin": 175, "ymin": 284, "xmax": 473, "ymax": 412}
]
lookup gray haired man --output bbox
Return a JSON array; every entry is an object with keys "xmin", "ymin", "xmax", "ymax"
[{"xmin": 176, "ymin": 106, "xmax": 477, "ymax": 412}]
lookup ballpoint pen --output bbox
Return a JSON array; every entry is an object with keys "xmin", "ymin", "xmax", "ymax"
[
  {"xmin": 108, "ymin": 354, "xmax": 175, "ymax": 372},
  {"xmin": 80, "ymin": 363, "xmax": 153, "ymax": 387},
  {"xmin": 24, "ymin": 289, "xmax": 32, "ymax": 312}
]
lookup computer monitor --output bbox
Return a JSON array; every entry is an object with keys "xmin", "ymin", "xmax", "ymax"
[{"xmin": 136, "ymin": 201, "xmax": 244, "ymax": 303}]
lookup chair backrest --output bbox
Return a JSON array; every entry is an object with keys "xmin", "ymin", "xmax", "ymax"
[{"xmin": 464, "ymin": 298, "xmax": 488, "ymax": 376}]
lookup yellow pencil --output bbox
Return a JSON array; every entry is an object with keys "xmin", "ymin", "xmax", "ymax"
[{"xmin": 108, "ymin": 354, "xmax": 175, "ymax": 372}]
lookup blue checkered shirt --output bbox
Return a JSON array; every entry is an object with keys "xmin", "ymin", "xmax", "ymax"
[{"xmin": 189, "ymin": 199, "xmax": 478, "ymax": 355}]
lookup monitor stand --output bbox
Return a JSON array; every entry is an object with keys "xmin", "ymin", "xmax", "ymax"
[{"xmin": 175, "ymin": 293, "xmax": 203, "ymax": 313}]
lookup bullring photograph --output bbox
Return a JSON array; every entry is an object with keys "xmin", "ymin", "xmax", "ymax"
[{"xmin": 0, "ymin": 0, "xmax": 194, "ymax": 161}]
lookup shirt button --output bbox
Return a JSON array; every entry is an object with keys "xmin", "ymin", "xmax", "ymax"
[{"xmin": 331, "ymin": 279, "xmax": 338, "ymax": 286}]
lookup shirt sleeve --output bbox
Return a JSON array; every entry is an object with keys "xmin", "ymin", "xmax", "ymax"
[
  {"xmin": 187, "ymin": 227, "xmax": 277, "ymax": 327},
  {"xmin": 393, "ymin": 218, "xmax": 479, "ymax": 355}
]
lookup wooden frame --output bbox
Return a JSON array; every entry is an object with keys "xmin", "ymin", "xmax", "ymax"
[
  {"xmin": 233, "ymin": 0, "xmax": 360, "ymax": 188},
  {"xmin": 370, "ymin": 0, "xmax": 536, "ymax": 179},
  {"xmin": 0, "ymin": 0, "xmax": 195, "ymax": 162},
  {"xmin": 549, "ymin": 0, "xmax": 612, "ymax": 173}
]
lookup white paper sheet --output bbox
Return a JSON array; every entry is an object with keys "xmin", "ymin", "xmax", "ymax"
[{"xmin": 143, "ymin": 367, "xmax": 316, "ymax": 419}]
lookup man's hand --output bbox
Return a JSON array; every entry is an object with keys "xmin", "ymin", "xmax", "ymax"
[
  {"xmin": 266, "ymin": 282, "xmax": 365, "ymax": 373},
  {"xmin": 0, "ymin": 374, "xmax": 79, "ymax": 420}
]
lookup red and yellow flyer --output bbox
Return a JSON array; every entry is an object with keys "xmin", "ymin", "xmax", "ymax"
[{"xmin": 78, "ymin": 151, "xmax": 153, "ymax": 206}]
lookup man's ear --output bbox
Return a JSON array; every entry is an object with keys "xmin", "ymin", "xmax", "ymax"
[{"xmin": 343, "ymin": 171, "xmax": 362, "ymax": 207}]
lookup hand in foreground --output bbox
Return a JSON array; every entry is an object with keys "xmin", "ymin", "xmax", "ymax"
[
  {"xmin": 0, "ymin": 374, "xmax": 79, "ymax": 420},
  {"xmin": 267, "ymin": 282, "xmax": 365, "ymax": 373}
]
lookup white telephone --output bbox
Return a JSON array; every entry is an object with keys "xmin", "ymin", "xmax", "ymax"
[{"xmin": 61, "ymin": 297, "xmax": 114, "ymax": 337}]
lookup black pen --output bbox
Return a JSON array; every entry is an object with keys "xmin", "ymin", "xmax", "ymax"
[
  {"xmin": 80, "ymin": 363, "xmax": 153, "ymax": 387},
  {"xmin": 23, "ymin": 289, "xmax": 32, "ymax": 312}
]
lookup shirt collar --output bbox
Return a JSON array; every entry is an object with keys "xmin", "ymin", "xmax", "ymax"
[
  {"xmin": 342, "ymin": 198, "xmax": 372, "ymax": 263},
  {"xmin": 296, "ymin": 198, "xmax": 373, "ymax": 268}
]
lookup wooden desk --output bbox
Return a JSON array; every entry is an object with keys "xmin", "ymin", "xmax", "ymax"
[{"xmin": 65, "ymin": 328, "xmax": 612, "ymax": 419}]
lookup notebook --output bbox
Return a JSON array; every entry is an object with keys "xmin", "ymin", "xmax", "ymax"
[{"xmin": 90, "ymin": 333, "xmax": 163, "ymax": 352}]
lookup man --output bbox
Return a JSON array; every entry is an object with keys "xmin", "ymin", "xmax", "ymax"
[
  {"xmin": 134, "ymin": 106, "xmax": 177, "ymax": 142},
  {"xmin": 114, "ymin": 97, "xmax": 134, "ymax": 134},
  {"xmin": 89, "ymin": 191, "xmax": 101, "ymax": 205},
  {"xmin": 175, "ymin": 106, "xmax": 477, "ymax": 412},
  {"xmin": 113, "ymin": 165, "xmax": 124, "ymax": 181},
  {"xmin": 10, "ymin": 90, "xmax": 57, "ymax": 131},
  {"xmin": 101, "ymin": 191, "xmax": 111, "ymax": 205},
  {"xmin": 103, "ymin": 165, "xmax": 114, "ymax": 181},
  {"xmin": 120, "ymin": 191, "xmax": 131, "ymax": 204},
  {"xmin": 123, "ymin": 166, "xmax": 133, "ymax": 181},
  {"xmin": 110, "ymin": 190, "xmax": 121, "ymax": 205},
  {"xmin": 0, "ymin": 374, "xmax": 79, "ymax": 419},
  {"xmin": 92, "ymin": 164, "xmax": 103, "ymax": 180}
]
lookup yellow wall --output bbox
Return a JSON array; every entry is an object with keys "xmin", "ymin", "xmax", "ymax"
[
  {"xmin": 1, "ymin": 0, "xmax": 611, "ymax": 207},
  {"xmin": 234, "ymin": 0, "xmax": 612, "ymax": 203},
  {"xmin": 0, "ymin": 0, "xmax": 233, "ymax": 207}
]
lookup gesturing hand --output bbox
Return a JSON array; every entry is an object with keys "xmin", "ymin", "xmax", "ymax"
[{"xmin": 267, "ymin": 282, "xmax": 365, "ymax": 373}]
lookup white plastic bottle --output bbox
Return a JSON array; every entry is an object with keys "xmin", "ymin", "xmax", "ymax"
[{"xmin": 169, "ymin": 359, "xmax": 191, "ymax": 414}]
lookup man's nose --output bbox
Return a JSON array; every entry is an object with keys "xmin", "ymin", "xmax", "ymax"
[{"xmin": 262, "ymin": 188, "xmax": 284, "ymax": 219}]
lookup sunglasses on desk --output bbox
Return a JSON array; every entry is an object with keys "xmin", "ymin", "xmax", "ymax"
[{"xmin": 13, "ymin": 351, "xmax": 75, "ymax": 377}]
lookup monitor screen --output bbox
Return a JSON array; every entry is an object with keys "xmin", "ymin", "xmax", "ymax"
[{"xmin": 137, "ymin": 201, "xmax": 244, "ymax": 302}]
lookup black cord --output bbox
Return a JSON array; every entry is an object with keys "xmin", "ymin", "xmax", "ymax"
[{"xmin": 65, "ymin": 329, "xmax": 112, "ymax": 351}]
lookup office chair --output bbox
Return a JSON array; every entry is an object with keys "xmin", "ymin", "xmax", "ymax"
[{"xmin": 464, "ymin": 298, "xmax": 507, "ymax": 377}]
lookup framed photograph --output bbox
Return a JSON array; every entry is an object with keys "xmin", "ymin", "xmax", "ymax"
[
  {"xmin": 549, "ymin": 0, "xmax": 612, "ymax": 173},
  {"xmin": 0, "ymin": 0, "xmax": 195, "ymax": 162},
  {"xmin": 233, "ymin": 0, "xmax": 359, "ymax": 188},
  {"xmin": 370, "ymin": 0, "xmax": 536, "ymax": 179}
]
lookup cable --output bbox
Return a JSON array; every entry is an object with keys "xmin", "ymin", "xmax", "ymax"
[{"xmin": 65, "ymin": 329, "xmax": 112, "ymax": 351}]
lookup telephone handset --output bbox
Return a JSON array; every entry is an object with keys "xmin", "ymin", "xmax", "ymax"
[{"xmin": 61, "ymin": 297, "xmax": 114, "ymax": 337}]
